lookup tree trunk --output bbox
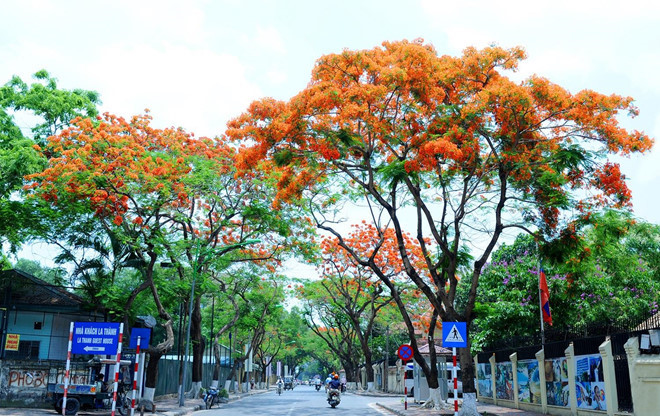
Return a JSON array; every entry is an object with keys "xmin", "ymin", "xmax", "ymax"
[
  {"xmin": 354, "ymin": 321, "xmax": 375, "ymax": 388},
  {"xmin": 364, "ymin": 352, "xmax": 375, "ymax": 390},
  {"xmin": 142, "ymin": 349, "xmax": 163, "ymax": 411},
  {"xmin": 212, "ymin": 339, "xmax": 222, "ymax": 388},
  {"xmin": 455, "ymin": 341, "xmax": 480, "ymax": 416},
  {"xmin": 460, "ymin": 345, "xmax": 476, "ymax": 393},
  {"xmin": 226, "ymin": 357, "xmax": 241, "ymax": 387},
  {"xmin": 190, "ymin": 296, "xmax": 204, "ymax": 397}
]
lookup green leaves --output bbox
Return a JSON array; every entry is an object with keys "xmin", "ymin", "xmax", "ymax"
[
  {"xmin": 376, "ymin": 159, "xmax": 408, "ymax": 185},
  {"xmin": 274, "ymin": 149, "xmax": 294, "ymax": 167},
  {"xmin": 0, "ymin": 70, "xmax": 100, "ymax": 145},
  {"xmin": 473, "ymin": 211, "xmax": 660, "ymax": 351}
]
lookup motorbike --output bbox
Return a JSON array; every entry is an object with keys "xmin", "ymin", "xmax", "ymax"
[
  {"xmin": 327, "ymin": 388, "xmax": 341, "ymax": 408},
  {"xmin": 203, "ymin": 386, "xmax": 219, "ymax": 409},
  {"xmin": 315, "ymin": 383, "xmax": 321, "ymax": 391}
]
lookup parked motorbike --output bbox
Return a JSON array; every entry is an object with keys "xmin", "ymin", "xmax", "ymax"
[
  {"xmin": 203, "ymin": 386, "xmax": 219, "ymax": 409},
  {"xmin": 327, "ymin": 389, "xmax": 341, "ymax": 408}
]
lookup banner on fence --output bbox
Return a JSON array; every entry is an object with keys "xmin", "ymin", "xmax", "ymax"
[
  {"xmin": 476, "ymin": 363, "xmax": 492, "ymax": 397},
  {"xmin": 575, "ymin": 354, "xmax": 606, "ymax": 410},
  {"xmin": 495, "ymin": 362, "xmax": 514, "ymax": 400},
  {"xmin": 517, "ymin": 359, "xmax": 541, "ymax": 404},
  {"xmin": 544, "ymin": 357, "xmax": 569, "ymax": 407}
]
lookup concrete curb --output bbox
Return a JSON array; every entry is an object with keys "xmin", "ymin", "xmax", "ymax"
[
  {"xmin": 376, "ymin": 402, "xmax": 407, "ymax": 416},
  {"xmin": 159, "ymin": 404, "xmax": 203, "ymax": 416}
]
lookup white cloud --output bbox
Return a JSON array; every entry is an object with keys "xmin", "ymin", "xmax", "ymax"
[
  {"xmin": 266, "ymin": 69, "xmax": 287, "ymax": 85},
  {"xmin": 515, "ymin": 49, "xmax": 593, "ymax": 86},
  {"xmin": 254, "ymin": 26, "xmax": 287, "ymax": 54},
  {"xmin": 87, "ymin": 44, "xmax": 261, "ymax": 137}
]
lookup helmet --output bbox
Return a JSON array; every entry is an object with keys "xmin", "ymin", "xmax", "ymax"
[{"xmin": 334, "ymin": 374, "xmax": 339, "ymax": 379}]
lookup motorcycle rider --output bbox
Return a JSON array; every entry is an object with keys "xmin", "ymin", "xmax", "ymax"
[
  {"xmin": 276, "ymin": 377, "xmax": 284, "ymax": 394},
  {"xmin": 327, "ymin": 374, "xmax": 341, "ymax": 400}
]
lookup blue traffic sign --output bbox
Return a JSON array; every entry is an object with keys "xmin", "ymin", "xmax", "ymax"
[
  {"xmin": 129, "ymin": 328, "xmax": 151, "ymax": 349},
  {"xmin": 72, "ymin": 322, "xmax": 121, "ymax": 355},
  {"xmin": 442, "ymin": 322, "xmax": 467, "ymax": 348}
]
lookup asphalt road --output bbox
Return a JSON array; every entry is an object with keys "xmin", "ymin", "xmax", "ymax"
[{"xmin": 197, "ymin": 385, "xmax": 393, "ymax": 416}]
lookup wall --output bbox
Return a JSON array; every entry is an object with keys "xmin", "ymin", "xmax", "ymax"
[
  {"xmin": 476, "ymin": 337, "xmax": 658, "ymax": 416},
  {"xmin": 475, "ymin": 340, "xmax": 620, "ymax": 416},
  {"xmin": 0, "ymin": 360, "xmax": 92, "ymax": 408},
  {"xmin": 3, "ymin": 311, "xmax": 54, "ymax": 361},
  {"xmin": 624, "ymin": 337, "xmax": 660, "ymax": 416}
]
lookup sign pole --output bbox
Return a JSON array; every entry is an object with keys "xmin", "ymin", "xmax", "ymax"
[
  {"xmin": 62, "ymin": 322, "xmax": 74, "ymax": 416},
  {"xmin": 396, "ymin": 344, "xmax": 413, "ymax": 411},
  {"xmin": 452, "ymin": 347, "xmax": 458, "ymax": 416},
  {"xmin": 111, "ymin": 323, "xmax": 124, "ymax": 416},
  {"xmin": 130, "ymin": 336, "xmax": 141, "ymax": 416},
  {"xmin": 404, "ymin": 360, "xmax": 408, "ymax": 410},
  {"xmin": 442, "ymin": 322, "xmax": 468, "ymax": 416}
]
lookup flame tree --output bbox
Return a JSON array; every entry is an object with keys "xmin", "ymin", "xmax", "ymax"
[
  {"xmin": 26, "ymin": 112, "xmax": 314, "ymax": 403},
  {"xmin": 227, "ymin": 39, "xmax": 653, "ymax": 411},
  {"xmin": 300, "ymin": 223, "xmax": 427, "ymax": 389}
]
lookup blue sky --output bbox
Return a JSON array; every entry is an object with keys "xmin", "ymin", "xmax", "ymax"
[{"xmin": 3, "ymin": 0, "xmax": 659, "ymax": 268}]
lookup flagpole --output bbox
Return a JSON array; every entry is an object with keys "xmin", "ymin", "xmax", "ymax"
[
  {"xmin": 537, "ymin": 243, "xmax": 545, "ymax": 347},
  {"xmin": 539, "ymin": 268, "xmax": 545, "ymax": 346}
]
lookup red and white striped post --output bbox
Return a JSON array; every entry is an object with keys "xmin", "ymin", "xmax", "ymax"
[
  {"xmin": 111, "ymin": 323, "xmax": 124, "ymax": 416},
  {"xmin": 452, "ymin": 347, "xmax": 458, "ymax": 416},
  {"xmin": 403, "ymin": 360, "xmax": 408, "ymax": 410},
  {"xmin": 62, "ymin": 322, "xmax": 74, "ymax": 416},
  {"xmin": 130, "ymin": 336, "xmax": 141, "ymax": 416}
]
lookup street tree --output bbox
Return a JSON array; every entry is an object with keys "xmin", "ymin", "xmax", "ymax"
[
  {"xmin": 162, "ymin": 136, "xmax": 315, "ymax": 396},
  {"xmin": 0, "ymin": 70, "xmax": 99, "ymax": 263},
  {"xmin": 310, "ymin": 228, "xmax": 396, "ymax": 390},
  {"xmin": 299, "ymin": 279, "xmax": 363, "ymax": 385},
  {"xmin": 219, "ymin": 270, "xmax": 285, "ymax": 392},
  {"xmin": 227, "ymin": 39, "xmax": 653, "ymax": 412},
  {"xmin": 26, "ymin": 112, "xmax": 215, "ymax": 404}
]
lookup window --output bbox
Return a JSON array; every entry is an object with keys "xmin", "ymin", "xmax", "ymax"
[{"xmin": 5, "ymin": 340, "xmax": 40, "ymax": 360}]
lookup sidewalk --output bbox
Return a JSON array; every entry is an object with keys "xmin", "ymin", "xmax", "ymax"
[
  {"xmin": 0, "ymin": 389, "xmax": 266, "ymax": 416},
  {"xmin": 352, "ymin": 390, "xmax": 544, "ymax": 416}
]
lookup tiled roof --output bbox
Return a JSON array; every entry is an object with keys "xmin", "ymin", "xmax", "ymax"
[{"xmin": 416, "ymin": 338, "xmax": 452, "ymax": 355}]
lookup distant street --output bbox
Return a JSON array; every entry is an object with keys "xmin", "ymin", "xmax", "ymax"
[{"xmin": 198, "ymin": 385, "xmax": 393, "ymax": 416}]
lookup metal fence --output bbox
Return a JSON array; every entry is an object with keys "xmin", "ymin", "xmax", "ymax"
[{"xmin": 155, "ymin": 359, "xmax": 231, "ymax": 396}]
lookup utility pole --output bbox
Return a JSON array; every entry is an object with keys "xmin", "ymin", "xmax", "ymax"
[{"xmin": 384, "ymin": 325, "xmax": 389, "ymax": 392}]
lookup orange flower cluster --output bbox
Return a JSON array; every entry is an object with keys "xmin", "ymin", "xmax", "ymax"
[
  {"xmin": 228, "ymin": 39, "xmax": 653, "ymax": 233},
  {"xmin": 26, "ymin": 113, "xmax": 227, "ymax": 227},
  {"xmin": 318, "ymin": 222, "xmax": 431, "ymax": 286}
]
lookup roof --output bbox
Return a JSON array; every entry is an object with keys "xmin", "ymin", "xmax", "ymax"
[
  {"xmin": 416, "ymin": 338, "xmax": 452, "ymax": 356},
  {"xmin": 0, "ymin": 268, "xmax": 86, "ymax": 308}
]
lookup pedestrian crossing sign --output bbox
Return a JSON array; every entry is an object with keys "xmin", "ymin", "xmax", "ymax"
[{"xmin": 442, "ymin": 322, "xmax": 467, "ymax": 348}]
